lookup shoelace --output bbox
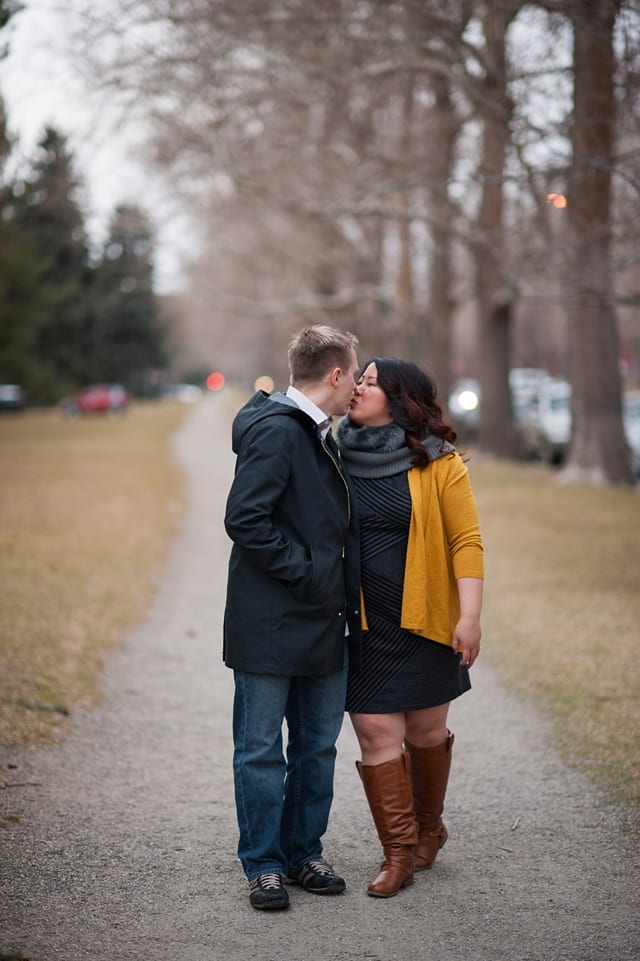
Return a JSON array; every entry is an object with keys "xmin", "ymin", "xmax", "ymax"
[
  {"xmin": 305, "ymin": 859, "xmax": 333, "ymax": 876},
  {"xmin": 251, "ymin": 873, "xmax": 282, "ymax": 890}
]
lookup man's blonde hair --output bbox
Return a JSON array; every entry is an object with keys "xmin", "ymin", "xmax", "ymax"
[{"xmin": 288, "ymin": 325, "xmax": 359, "ymax": 384}]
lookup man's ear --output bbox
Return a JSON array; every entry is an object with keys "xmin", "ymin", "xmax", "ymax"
[{"xmin": 330, "ymin": 367, "xmax": 341, "ymax": 387}]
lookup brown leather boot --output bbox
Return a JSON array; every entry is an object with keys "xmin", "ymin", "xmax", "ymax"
[
  {"xmin": 405, "ymin": 732, "xmax": 454, "ymax": 869},
  {"xmin": 356, "ymin": 752, "xmax": 418, "ymax": 898}
]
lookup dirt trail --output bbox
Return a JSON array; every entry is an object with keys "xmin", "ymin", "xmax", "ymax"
[{"xmin": 1, "ymin": 395, "xmax": 637, "ymax": 961}]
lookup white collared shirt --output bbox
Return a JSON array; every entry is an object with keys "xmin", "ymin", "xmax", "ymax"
[{"xmin": 286, "ymin": 385, "xmax": 331, "ymax": 437}]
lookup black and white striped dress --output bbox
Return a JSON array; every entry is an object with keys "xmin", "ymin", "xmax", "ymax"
[{"xmin": 345, "ymin": 471, "xmax": 470, "ymax": 714}]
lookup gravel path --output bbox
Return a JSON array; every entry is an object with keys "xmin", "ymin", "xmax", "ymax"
[{"xmin": 1, "ymin": 396, "xmax": 638, "ymax": 961}]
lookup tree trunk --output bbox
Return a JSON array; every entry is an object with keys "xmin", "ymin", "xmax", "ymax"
[
  {"xmin": 425, "ymin": 72, "xmax": 459, "ymax": 403},
  {"xmin": 475, "ymin": 4, "xmax": 520, "ymax": 458},
  {"xmin": 562, "ymin": 0, "xmax": 632, "ymax": 484},
  {"xmin": 356, "ymin": 217, "xmax": 388, "ymax": 358},
  {"xmin": 394, "ymin": 78, "xmax": 415, "ymax": 360}
]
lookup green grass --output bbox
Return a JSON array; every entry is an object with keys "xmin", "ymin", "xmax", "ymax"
[
  {"xmin": 0, "ymin": 401, "xmax": 188, "ymax": 750},
  {"xmin": 470, "ymin": 457, "xmax": 640, "ymax": 832}
]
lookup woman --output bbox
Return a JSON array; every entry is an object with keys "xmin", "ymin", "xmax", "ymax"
[{"xmin": 336, "ymin": 357, "xmax": 484, "ymax": 898}]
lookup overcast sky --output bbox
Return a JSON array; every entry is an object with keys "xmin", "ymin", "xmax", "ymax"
[{"xmin": 0, "ymin": 2, "xmax": 189, "ymax": 293}]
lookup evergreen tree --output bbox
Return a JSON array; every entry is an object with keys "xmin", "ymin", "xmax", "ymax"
[
  {"xmin": 0, "ymin": 217, "xmax": 58, "ymax": 397},
  {"xmin": 0, "ymin": 101, "xmax": 59, "ymax": 400},
  {"xmin": 0, "ymin": 8, "xmax": 65, "ymax": 402},
  {"xmin": 12, "ymin": 126, "xmax": 93, "ymax": 397},
  {"xmin": 90, "ymin": 204, "xmax": 166, "ymax": 389}
]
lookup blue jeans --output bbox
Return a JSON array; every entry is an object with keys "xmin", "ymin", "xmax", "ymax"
[{"xmin": 232, "ymin": 657, "xmax": 348, "ymax": 881}]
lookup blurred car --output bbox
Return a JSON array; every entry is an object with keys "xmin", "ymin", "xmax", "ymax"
[
  {"xmin": 448, "ymin": 378, "xmax": 481, "ymax": 435},
  {"xmin": 509, "ymin": 368, "xmax": 550, "ymax": 427},
  {"xmin": 60, "ymin": 383, "xmax": 129, "ymax": 416},
  {"xmin": 519, "ymin": 377, "xmax": 571, "ymax": 464},
  {"xmin": 449, "ymin": 369, "xmax": 551, "ymax": 437},
  {"xmin": 508, "ymin": 367, "xmax": 550, "ymax": 394},
  {"xmin": 0, "ymin": 384, "xmax": 27, "ymax": 411},
  {"xmin": 623, "ymin": 390, "xmax": 640, "ymax": 477}
]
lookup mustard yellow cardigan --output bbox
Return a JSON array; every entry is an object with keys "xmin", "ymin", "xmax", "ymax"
[{"xmin": 361, "ymin": 452, "xmax": 484, "ymax": 649}]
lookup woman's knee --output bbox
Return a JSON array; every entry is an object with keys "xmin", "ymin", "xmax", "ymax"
[
  {"xmin": 350, "ymin": 712, "xmax": 405, "ymax": 762},
  {"xmin": 404, "ymin": 704, "xmax": 450, "ymax": 747}
]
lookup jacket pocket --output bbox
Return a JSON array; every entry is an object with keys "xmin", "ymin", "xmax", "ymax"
[{"xmin": 304, "ymin": 546, "xmax": 344, "ymax": 607}]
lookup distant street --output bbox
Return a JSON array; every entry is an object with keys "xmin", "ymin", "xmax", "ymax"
[{"xmin": 1, "ymin": 394, "xmax": 638, "ymax": 961}]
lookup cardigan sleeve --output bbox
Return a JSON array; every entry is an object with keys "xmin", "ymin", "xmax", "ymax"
[
  {"xmin": 402, "ymin": 456, "xmax": 483, "ymax": 647},
  {"xmin": 438, "ymin": 455, "xmax": 484, "ymax": 580}
]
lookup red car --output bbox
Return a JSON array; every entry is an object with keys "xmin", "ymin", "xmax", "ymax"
[{"xmin": 61, "ymin": 384, "xmax": 129, "ymax": 416}]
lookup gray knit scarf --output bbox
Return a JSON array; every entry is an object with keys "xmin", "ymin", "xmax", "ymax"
[{"xmin": 335, "ymin": 418, "xmax": 455, "ymax": 478}]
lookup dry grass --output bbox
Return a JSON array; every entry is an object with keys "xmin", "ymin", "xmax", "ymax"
[
  {"xmin": 1, "ymin": 405, "xmax": 638, "ymax": 831},
  {"xmin": 0, "ymin": 402, "xmax": 188, "ymax": 750},
  {"xmin": 470, "ymin": 457, "xmax": 640, "ymax": 831}
]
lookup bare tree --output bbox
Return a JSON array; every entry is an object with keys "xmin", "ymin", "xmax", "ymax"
[
  {"xmin": 424, "ymin": 69, "xmax": 464, "ymax": 403},
  {"xmin": 70, "ymin": 1, "xmax": 478, "ymax": 380},
  {"xmin": 65, "ymin": 0, "xmax": 639, "ymax": 476},
  {"xmin": 473, "ymin": 0, "xmax": 523, "ymax": 457},
  {"xmin": 562, "ymin": 0, "xmax": 633, "ymax": 483}
]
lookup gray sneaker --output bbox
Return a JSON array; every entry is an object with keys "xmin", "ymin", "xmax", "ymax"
[{"xmin": 248, "ymin": 873, "xmax": 290, "ymax": 910}]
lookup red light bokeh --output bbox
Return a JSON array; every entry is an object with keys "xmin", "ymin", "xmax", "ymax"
[{"xmin": 206, "ymin": 372, "xmax": 225, "ymax": 392}]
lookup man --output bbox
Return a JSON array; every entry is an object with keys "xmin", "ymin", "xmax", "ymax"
[{"xmin": 223, "ymin": 325, "xmax": 362, "ymax": 911}]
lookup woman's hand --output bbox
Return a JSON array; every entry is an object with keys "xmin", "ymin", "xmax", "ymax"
[
  {"xmin": 452, "ymin": 577, "xmax": 483, "ymax": 667},
  {"xmin": 452, "ymin": 615, "xmax": 481, "ymax": 668}
]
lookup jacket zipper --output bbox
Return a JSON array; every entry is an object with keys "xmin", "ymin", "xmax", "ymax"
[{"xmin": 320, "ymin": 437, "xmax": 351, "ymax": 524}]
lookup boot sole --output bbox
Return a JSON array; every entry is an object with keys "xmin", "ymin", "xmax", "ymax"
[
  {"xmin": 367, "ymin": 878, "xmax": 414, "ymax": 898},
  {"xmin": 250, "ymin": 898, "xmax": 291, "ymax": 910}
]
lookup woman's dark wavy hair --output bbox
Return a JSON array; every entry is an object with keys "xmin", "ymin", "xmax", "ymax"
[{"xmin": 372, "ymin": 357, "xmax": 457, "ymax": 468}]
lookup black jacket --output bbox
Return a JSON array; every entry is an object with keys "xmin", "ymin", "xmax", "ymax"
[{"xmin": 223, "ymin": 390, "xmax": 361, "ymax": 676}]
